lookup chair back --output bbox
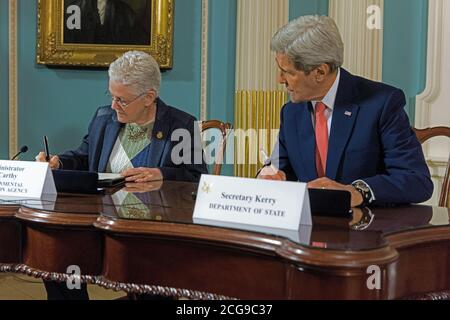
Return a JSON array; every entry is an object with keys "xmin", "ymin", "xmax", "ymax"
[
  {"xmin": 199, "ymin": 120, "xmax": 232, "ymax": 175},
  {"xmin": 413, "ymin": 127, "xmax": 450, "ymax": 208}
]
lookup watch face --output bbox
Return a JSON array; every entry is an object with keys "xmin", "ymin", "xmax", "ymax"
[
  {"xmin": 355, "ymin": 182, "xmax": 370, "ymax": 192},
  {"xmin": 353, "ymin": 181, "xmax": 372, "ymax": 204}
]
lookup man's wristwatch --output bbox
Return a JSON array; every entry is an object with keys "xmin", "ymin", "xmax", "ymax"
[{"xmin": 352, "ymin": 181, "xmax": 373, "ymax": 207}]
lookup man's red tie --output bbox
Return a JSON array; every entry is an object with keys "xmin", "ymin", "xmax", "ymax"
[{"xmin": 315, "ymin": 102, "xmax": 328, "ymax": 178}]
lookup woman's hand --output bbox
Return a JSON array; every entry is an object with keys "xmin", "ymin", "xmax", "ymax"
[
  {"xmin": 121, "ymin": 167, "xmax": 163, "ymax": 183},
  {"xmin": 123, "ymin": 180, "xmax": 164, "ymax": 193},
  {"xmin": 35, "ymin": 152, "xmax": 61, "ymax": 170}
]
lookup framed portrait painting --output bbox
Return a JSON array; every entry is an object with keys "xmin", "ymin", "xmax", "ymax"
[{"xmin": 37, "ymin": 0, "xmax": 174, "ymax": 68}]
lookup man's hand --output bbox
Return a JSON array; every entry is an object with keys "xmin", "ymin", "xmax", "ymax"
[
  {"xmin": 257, "ymin": 166, "xmax": 287, "ymax": 181},
  {"xmin": 35, "ymin": 152, "xmax": 60, "ymax": 170},
  {"xmin": 307, "ymin": 177, "xmax": 363, "ymax": 208},
  {"xmin": 121, "ymin": 167, "xmax": 163, "ymax": 183}
]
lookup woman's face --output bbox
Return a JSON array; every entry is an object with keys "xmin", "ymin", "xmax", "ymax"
[{"xmin": 108, "ymin": 80, "xmax": 156, "ymax": 124}]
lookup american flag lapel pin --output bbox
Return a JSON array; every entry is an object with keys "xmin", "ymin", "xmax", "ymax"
[{"xmin": 344, "ymin": 111, "xmax": 352, "ymax": 117}]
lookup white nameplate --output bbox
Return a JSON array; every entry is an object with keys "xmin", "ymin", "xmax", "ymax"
[
  {"xmin": 0, "ymin": 160, "xmax": 57, "ymax": 200},
  {"xmin": 193, "ymin": 175, "xmax": 312, "ymax": 232}
]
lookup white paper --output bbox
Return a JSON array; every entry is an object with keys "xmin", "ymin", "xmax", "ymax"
[{"xmin": 98, "ymin": 173, "xmax": 123, "ymax": 181}]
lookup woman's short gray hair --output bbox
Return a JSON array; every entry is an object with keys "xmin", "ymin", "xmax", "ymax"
[
  {"xmin": 108, "ymin": 50, "xmax": 161, "ymax": 96},
  {"xmin": 271, "ymin": 15, "xmax": 344, "ymax": 73}
]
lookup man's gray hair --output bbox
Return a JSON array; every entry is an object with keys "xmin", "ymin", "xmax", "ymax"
[
  {"xmin": 108, "ymin": 50, "xmax": 161, "ymax": 96},
  {"xmin": 271, "ymin": 15, "xmax": 344, "ymax": 73}
]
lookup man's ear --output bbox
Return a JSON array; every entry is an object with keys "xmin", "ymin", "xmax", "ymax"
[{"xmin": 315, "ymin": 64, "xmax": 331, "ymax": 82}]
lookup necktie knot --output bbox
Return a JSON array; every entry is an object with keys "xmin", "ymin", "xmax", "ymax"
[{"xmin": 315, "ymin": 102, "xmax": 327, "ymax": 114}]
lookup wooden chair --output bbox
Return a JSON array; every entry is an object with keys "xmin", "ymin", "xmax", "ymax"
[
  {"xmin": 199, "ymin": 120, "xmax": 232, "ymax": 175},
  {"xmin": 413, "ymin": 126, "xmax": 450, "ymax": 208}
]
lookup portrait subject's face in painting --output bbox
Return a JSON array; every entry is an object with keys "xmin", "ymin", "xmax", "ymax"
[{"xmin": 64, "ymin": 0, "xmax": 152, "ymax": 45}]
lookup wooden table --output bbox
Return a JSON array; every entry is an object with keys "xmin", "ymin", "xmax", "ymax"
[{"xmin": 1, "ymin": 181, "xmax": 449, "ymax": 300}]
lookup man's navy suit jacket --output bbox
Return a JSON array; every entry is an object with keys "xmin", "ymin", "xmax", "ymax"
[
  {"xmin": 274, "ymin": 68, "xmax": 433, "ymax": 205},
  {"xmin": 59, "ymin": 98, "xmax": 208, "ymax": 182}
]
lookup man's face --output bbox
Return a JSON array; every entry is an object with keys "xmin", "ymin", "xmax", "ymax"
[{"xmin": 275, "ymin": 53, "xmax": 320, "ymax": 103}]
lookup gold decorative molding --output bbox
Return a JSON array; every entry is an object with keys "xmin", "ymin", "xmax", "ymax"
[
  {"xmin": 8, "ymin": 0, "xmax": 18, "ymax": 158},
  {"xmin": 36, "ymin": 0, "xmax": 174, "ymax": 68}
]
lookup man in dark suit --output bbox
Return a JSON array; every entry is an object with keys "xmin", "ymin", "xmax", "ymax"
[
  {"xmin": 64, "ymin": 0, "xmax": 150, "ymax": 45},
  {"xmin": 258, "ymin": 15, "xmax": 433, "ymax": 207}
]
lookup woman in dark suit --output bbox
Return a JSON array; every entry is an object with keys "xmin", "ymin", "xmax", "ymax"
[
  {"xmin": 36, "ymin": 50, "xmax": 207, "ymax": 300},
  {"xmin": 37, "ymin": 50, "xmax": 207, "ymax": 183}
]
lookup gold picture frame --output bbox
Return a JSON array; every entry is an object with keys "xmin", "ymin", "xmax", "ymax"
[{"xmin": 37, "ymin": 0, "xmax": 174, "ymax": 68}]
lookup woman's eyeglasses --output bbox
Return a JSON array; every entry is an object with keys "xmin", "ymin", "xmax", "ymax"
[{"xmin": 107, "ymin": 92, "xmax": 146, "ymax": 108}]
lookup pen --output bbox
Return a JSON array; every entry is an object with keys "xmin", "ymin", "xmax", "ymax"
[
  {"xmin": 260, "ymin": 148, "xmax": 278, "ymax": 173},
  {"xmin": 43, "ymin": 136, "xmax": 50, "ymax": 162}
]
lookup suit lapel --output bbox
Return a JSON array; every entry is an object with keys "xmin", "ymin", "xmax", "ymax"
[
  {"xmin": 147, "ymin": 98, "xmax": 170, "ymax": 167},
  {"xmin": 295, "ymin": 102, "xmax": 318, "ymax": 181},
  {"xmin": 326, "ymin": 69, "xmax": 359, "ymax": 180},
  {"xmin": 98, "ymin": 114, "xmax": 122, "ymax": 172}
]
